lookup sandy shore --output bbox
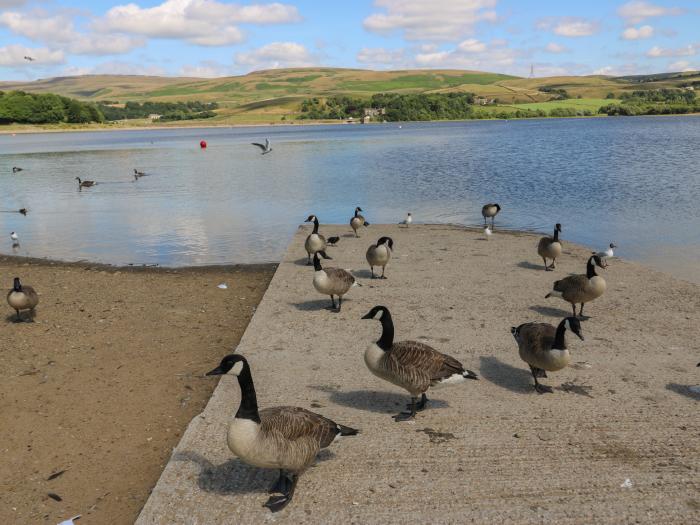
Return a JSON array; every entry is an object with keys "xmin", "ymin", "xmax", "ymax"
[
  {"xmin": 138, "ymin": 224, "xmax": 699, "ymax": 524},
  {"xmin": 0, "ymin": 256, "xmax": 275, "ymax": 524}
]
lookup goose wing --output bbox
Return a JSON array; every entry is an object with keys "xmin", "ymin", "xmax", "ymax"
[
  {"xmin": 513, "ymin": 322, "xmax": 555, "ymax": 352},
  {"xmin": 265, "ymin": 138, "xmax": 270, "ymax": 149},
  {"xmin": 260, "ymin": 406, "xmax": 341, "ymax": 448},
  {"xmin": 553, "ymin": 274, "xmax": 588, "ymax": 297},
  {"xmin": 323, "ymin": 267, "xmax": 355, "ymax": 286},
  {"xmin": 386, "ymin": 341, "xmax": 445, "ymax": 389}
]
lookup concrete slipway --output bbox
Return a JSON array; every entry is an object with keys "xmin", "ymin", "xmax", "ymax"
[{"xmin": 137, "ymin": 224, "xmax": 699, "ymax": 524}]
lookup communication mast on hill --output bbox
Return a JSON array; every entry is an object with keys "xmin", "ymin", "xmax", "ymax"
[{"xmin": 529, "ymin": 64, "xmax": 535, "ymax": 78}]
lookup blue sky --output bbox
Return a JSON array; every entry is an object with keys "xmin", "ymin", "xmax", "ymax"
[{"xmin": 1, "ymin": 0, "xmax": 698, "ymax": 80}]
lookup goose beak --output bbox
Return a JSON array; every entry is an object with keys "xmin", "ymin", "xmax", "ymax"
[
  {"xmin": 576, "ymin": 333, "xmax": 585, "ymax": 341},
  {"xmin": 206, "ymin": 366, "xmax": 226, "ymax": 376}
]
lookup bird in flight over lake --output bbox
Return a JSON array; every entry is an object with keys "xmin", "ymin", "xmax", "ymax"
[
  {"xmin": 24, "ymin": 56, "xmax": 35, "ymax": 62},
  {"xmin": 12, "ymin": 167, "xmax": 23, "ymax": 173},
  {"xmin": 252, "ymin": 138, "xmax": 272, "ymax": 155}
]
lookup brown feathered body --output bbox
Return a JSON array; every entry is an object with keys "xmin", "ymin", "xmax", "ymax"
[
  {"xmin": 305, "ymin": 233, "xmax": 326, "ymax": 256},
  {"xmin": 364, "ymin": 340, "xmax": 470, "ymax": 397},
  {"xmin": 550, "ymin": 274, "xmax": 606, "ymax": 306},
  {"xmin": 512, "ymin": 323, "xmax": 571, "ymax": 372},
  {"xmin": 7, "ymin": 285, "xmax": 39, "ymax": 313},
  {"xmin": 227, "ymin": 406, "xmax": 346, "ymax": 473},
  {"xmin": 366, "ymin": 243, "xmax": 391, "ymax": 270},
  {"xmin": 481, "ymin": 204, "xmax": 500, "ymax": 219},
  {"xmin": 537, "ymin": 236, "xmax": 562, "ymax": 261},
  {"xmin": 313, "ymin": 267, "xmax": 356, "ymax": 297}
]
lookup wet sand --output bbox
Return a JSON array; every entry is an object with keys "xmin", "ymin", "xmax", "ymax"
[{"xmin": 0, "ymin": 256, "xmax": 275, "ymax": 524}]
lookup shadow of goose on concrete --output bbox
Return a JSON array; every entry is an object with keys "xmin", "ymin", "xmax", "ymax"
[
  {"xmin": 529, "ymin": 305, "xmax": 573, "ymax": 318},
  {"xmin": 666, "ymin": 383, "xmax": 700, "ymax": 400},
  {"xmin": 310, "ymin": 387, "xmax": 448, "ymax": 414},
  {"xmin": 517, "ymin": 261, "xmax": 546, "ymax": 271},
  {"xmin": 479, "ymin": 356, "xmax": 533, "ymax": 394}
]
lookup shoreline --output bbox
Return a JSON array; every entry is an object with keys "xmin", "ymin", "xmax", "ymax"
[{"xmin": 2, "ymin": 112, "xmax": 699, "ymax": 136}]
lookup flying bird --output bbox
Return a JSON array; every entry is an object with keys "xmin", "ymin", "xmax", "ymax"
[
  {"xmin": 24, "ymin": 56, "xmax": 35, "ymax": 62},
  {"xmin": 12, "ymin": 167, "xmax": 23, "ymax": 173},
  {"xmin": 252, "ymin": 138, "xmax": 272, "ymax": 155}
]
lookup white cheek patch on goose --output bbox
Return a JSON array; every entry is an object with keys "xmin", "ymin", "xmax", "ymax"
[
  {"xmin": 565, "ymin": 319, "xmax": 572, "ymax": 331},
  {"xmin": 231, "ymin": 361, "xmax": 244, "ymax": 376}
]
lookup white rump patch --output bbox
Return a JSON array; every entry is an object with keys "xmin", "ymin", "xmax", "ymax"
[
  {"xmin": 231, "ymin": 361, "xmax": 244, "ymax": 376},
  {"xmin": 433, "ymin": 373, "xmax": 465, "ymax": 388},
  {"xmin": 549, "ymin": 290, "xmax": 563, "ymax": 298}
]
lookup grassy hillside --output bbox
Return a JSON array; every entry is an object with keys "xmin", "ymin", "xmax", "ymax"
[{"xmin": 1, "ymin": 68, "xmax": 698, "ymax": 127}]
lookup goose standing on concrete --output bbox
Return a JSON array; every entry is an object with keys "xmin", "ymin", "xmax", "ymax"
[
  {"xmin": 206, "ymin": 354, "xmax": 358, "ymax": 512},
  {"xmin": 7, "ymin": 277, "xmax": 39, "ymax": 322},
  {"xmin": 366, "ymin": 236, "xmax": 393, "ymax": 279},
  {"xmin": 304, "ymin": 214, "xmax": 328, "ymax": 265},
  {"xmin": 511, "ymin": 317, "xmax": 584, "ymax": 393},
  {"xmin": 75, "ymin": 177, "xmax": 96, "ymax": 189},
  {"xmin": 537, "ymin": 223, "xmax": 562, "ymax": 270},
  {"xmin": 350, "ymin": 207, "xmax": 370, "ymax": 237},
  {"xmin": 545, "ymin": 255, "xmax": 607, "ymax": 317},
  {"xmin": 312, "ymin": 251, "xmax": 358, "ymax": 311},
  {"xmin": 361, "ymin": 306, "xmax": 478, "ymax": 421},
  {"xmin": 252, "ymin": 138, "xmax": 272, "ymax": 155},
  {"xmin": 399, "ymin": 213, "xmax": 412, "ymax": 227},
  {"xmin": 481, "ymin": 203, "xmax": 501, "ymax": 227}
]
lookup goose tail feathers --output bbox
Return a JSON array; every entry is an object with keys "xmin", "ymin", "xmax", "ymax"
[
  {"xmin": 463, "ymin": 369, "xmax": 479, "ymax": 380},
  {"xmin": 337, "ymin": 424, "xmax": 359, "ymax": 437}
]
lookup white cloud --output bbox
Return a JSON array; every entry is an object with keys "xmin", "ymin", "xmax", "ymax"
[
  {"xmin": 363, "ymin": 0, "xmax": 498, "ymax": 41},
  {"xmin": 544, "ymin": 42, "xmax": 568, "ymax": 54},
  {"xmin": 413, "ymin": 39, "xmax": 519, "ymax": 70},
  {"xmin": 617, "ymin": 1, "xmax": 683, "ymax": 25},
  {"xmin": 458, "ymin": 39, "xmax": 487, "ymax": 53},
  {"xmin": 621, "ymin": 25, "xmax": 654, "ymax": 40},
  {"xmin": 646, "ymin": 44, "xmax": 697, "ymax": 58},
  {"xmin": 592, "ymin": 63, "xmax": 650, "ymax": 76},
  {"xmin": 97, "ymin": 0, "xmax": 300, "ymax": 46},
  {"xmin": 667, "ymin": 60, "xmax": 694, "ymax": 72},
  {"xmin": 537, "ymin": 17, "xmax": 599, "ymax": 38},
  {"xmin": 356, "ymin": 47, "xmax": 407, "ymax": 67},
  {"xmin": 0, "ymin": 44, "xmax": 65, "ymax": 66},
  {"xmin": 235, "ymin": 42, "xmax": 317, "ymax": 71}
]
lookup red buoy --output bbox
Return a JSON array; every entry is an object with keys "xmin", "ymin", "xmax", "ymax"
[{"xmin": 200, "ymin": 140, "xmax": 207, "ymax": 149}]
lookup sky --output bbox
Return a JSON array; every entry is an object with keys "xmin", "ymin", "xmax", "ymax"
[{"xmin": 0, "ymin": 0, "xmax": 698, "ymax": 80}]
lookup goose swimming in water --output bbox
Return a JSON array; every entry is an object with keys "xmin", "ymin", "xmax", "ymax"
[
  {"xmin": 481, "ymin": 203, "xmax": 501, "ymax": 227},
  {"xmin": 7, "ymin": 277, "xmax": 39, "ymax": 322},
  {"xmin": 350, "ymin": 207, "xmax": 370, "ymax": 237},
  {"xmin": 511, "ymin": 317, "xmax": 584, "ymax": 393},
  {"xmin": 206, "ymin": 354, "xmax": 358, "ymax": 512},
  {"xmin": 366, "ymin": 236, "xmax": 393, "ymax": 279},
  {"xmin": 545, "ymin": 255, "xmax": 607, "ymax": 317},
  {"xmin": 75, "ymin": 177, "xmax": 96, "ymax": 189},
  {"xmin": 252, "ymin": 138, "xmax": 272, "ymax": 155},
  {"xmin": 361, "ymin": 306, "xmax": 478, "ymax": 421},
  {"xmin": 312, "ymin": 251, "xmax": 358, "ymax": 311},
  {"xmin": 304, "ymin": 215, "xmax": 329, "ymax": 264},
  {"xmin": 537, "ymin": 223, "xmax": 562, "ymax": 271}
]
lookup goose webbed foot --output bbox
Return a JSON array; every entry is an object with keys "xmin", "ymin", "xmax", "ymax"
[
  {"xmin": 534, "ymin": 383, "xmax": 553, "ymax": 394},
  {"xmin": 395, "ymin": 397, "xmax": 418, "ymax": 421},
  {"xmin": 264, "ymin": 473, "xmax": 298, "ymax": 512},
  {"xmin": 413, "ymin": 393, "xmax": 428, "ymax": 412},
  {"xmin": 264, "ymin": 494, "xmax": 292, "ymax": 512}
]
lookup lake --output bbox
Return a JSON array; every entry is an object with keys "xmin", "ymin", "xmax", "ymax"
[{"xmin": 1, "ymin": 116, "xmax": 699, "ymax": 282}]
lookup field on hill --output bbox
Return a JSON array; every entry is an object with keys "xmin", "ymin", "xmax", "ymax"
[{"xmin": 1, "ymin": 68, "xmax": 698, "ymax": 128}]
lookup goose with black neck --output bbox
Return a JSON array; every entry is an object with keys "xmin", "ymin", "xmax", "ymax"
[
  {"xmin": 304, "ymin": 214, "xmax": 327, "ymax": 265},
  {"xmin": 545, "ymin": 254, "xmax": 607, "ymax": 317}
]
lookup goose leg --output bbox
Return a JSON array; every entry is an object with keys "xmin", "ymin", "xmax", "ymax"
[
  {"xmin": 550, "ymin": 258, "xmax": 556, "ymax": 269},
  {"xmin": 530, "ymin": 366, "xmax": 553, "ymax": 394},
  {"xmin": 394, "ymin": 397, "xmax": 417, "ymax": 421},
  {"xmin": 414, "ymin": 393, "xmax": 428, "ymax": 411},
  {"xmin": 370, "ymin": 266, "xmax": 375, "ymax": 278},
  {"xmin": 329, "ymin": 295, "xmax": 336, "ymax": 310},
  {"xmin": 268, "ymin": 470, "xmax": 285, "ymax": 493},
  {"xmin": 337, "ymin": 296, "xmax": 342, "ymax": 312},
  {"xmin": 571, "ymin": 303, "xmax": 577, "ymax": 317},
  {"xmin": 542, "ymin": 257, "xmax": 549, "ymax": 271},
  {"xmin": 307, "ymin": 253, "xmax": 311, "ymax": 265},
  {"xmin": 381, "ymin": 266, "xmax": 387, "ymax": 279},
  {"xmin": 264, "ymin": 473, "xmax": 299, "ymax": 512},
  {"xmin": 579, "ymin": 303, "xmax": 585, "ymax": 318},
  {"xmin": 14, "ymin": 309, "xmax": 22, "ymax": 323}
]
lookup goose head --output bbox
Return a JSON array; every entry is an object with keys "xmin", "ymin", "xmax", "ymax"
[
  {"xmin": 355, "ymin": 207, "xmax": 363, "ymax": 213},
  {"xmin": 377, "ymin": 236, "xmax": 394, "ymax": 250},
  {"xmin": 13, "ymin": 277, "xmax": 22, "ymax": 292},
  {"xmin": 206, "ymin": 354, "xmax": 248, "ymax": 377},
  {"xmin": 563, "ymin": 316, "xmax": 584, "ymax": 341},
  {"xmin": 362, "ymin": 305, "xmax": 389, "ymax": 320},
  {"xmin": 305, "ymin": 214, "xmax": 317, "ymax": 223},
  {"xmin": 555, "ymin": 223, "xmax": 562, "ymax": 233}
]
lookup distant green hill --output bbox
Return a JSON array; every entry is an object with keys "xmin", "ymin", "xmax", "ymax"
[{"xmin": 1, "ymin": 68, "xmax": 698, "ymax": 127}]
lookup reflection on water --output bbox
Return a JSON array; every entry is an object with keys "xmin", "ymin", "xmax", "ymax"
[{"xmin": 1, "ymin": 117, "xmax": 699, "ymax": 281}]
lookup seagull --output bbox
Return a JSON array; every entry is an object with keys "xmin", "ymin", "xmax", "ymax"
[
  {"xmin": 251, "ymin": 138, "xmax": 272, "ymax": 155},
  {"xmin": 483, "ymin": 225, "xmax": 492, "ymax": 239},
  {"xmin": 596, "ymin": 243, "xmax": 616, "ymax": 259},
  {"xmin": 399, "ymin": 212, "xmax": 412, "ymax": 227},
  {"xmin": 24, "ymin": 56, "xmax": 35, "ymax": 62},
  {"xmin": 326, "ymin": 236, "xmax": 340, "ymax": 246},
  {"xmin": 18, "ymin": 208, "xmax": 28, "ymax": 216},
  {"xmin": 10, "ymin": 232, "xmax": 19, "ymax": 245},
  {"xmin": 12, "ymin": 167, "xmax": 23, "ymax": 173}
]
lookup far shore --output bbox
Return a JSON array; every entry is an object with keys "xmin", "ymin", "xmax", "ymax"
[{"xmin": 2, "ymin": 112, "xmax": 699, "ymax": 136}]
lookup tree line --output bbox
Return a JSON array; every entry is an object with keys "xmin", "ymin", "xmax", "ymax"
[
  {"xmin": 96, "ymin": 100, "xmax": 219, "ymax": 121},
  {"xmin": 0, "ymin": 91, "xmax": 104, "ymax": 124},
  {"xmin": 599, "ymin": 88, "xmax": 698, "ymax": 116}
]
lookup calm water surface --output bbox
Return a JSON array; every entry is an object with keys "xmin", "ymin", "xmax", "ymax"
[{"xmin": 1, "ymin": 117, "xmax": 699, "ymax": 282}]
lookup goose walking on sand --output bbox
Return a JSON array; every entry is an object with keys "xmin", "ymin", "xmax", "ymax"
[
  {"xmin": 361, "ymin": 306, "xmax": 478, "ymax": 421},
  {"xmin": 304, "ymin": 215, "xmax": 328, "ymax": 264},
  {"xmin": 545, "ymin": 255, "xmax": 607, "ymax": 317},
  {"xmin": 481, "ymin": 203, "xmax": 501, "ymax": 227},
  {"xmin": 75, "ymin": 177, "xmax": 96, "ymax": 189},
  {"xmin": 206, "ymin": 354, "xmax": 358, "ymax": 512},
  {"xmin": 366, "ymin": 236, "xmax": 393, "ymax": 279},
  {"xmin": 7, "ymin": 277, "xmax": 39, "ymax": 322},
  {"xmin": 511, "ymin": 317, "xmax": 585, "ymax": 393},
  {"xmin": 312, "ymin": 251, "xmax": 359, "ymax": 311},
  {"xmin": 252, "ymin": 138, "xmax": 272, "ymax": 155},
  {"xmin": 350, "ymin": 207, "xmax": 370, "ymax": 237},
  {"xmin": 537, "ymin": 223, "xmax": 562, "ymax": 270}
]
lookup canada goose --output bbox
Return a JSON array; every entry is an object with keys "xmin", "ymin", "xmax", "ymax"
[
  {"xmin": 326, "ymin": 236, "xmax": 340, "ymax": 246},
  {"xmin": 481, "ymin": 203, "xmax": 501, "ymax": 226},
  {"xmin": 304, "ymin": 215, "xmax": 328, "ymax": 265},
  {"xmin": 545, "ymin": 255, "xmax": 607, "ymax": 317},
  {"xmin": 18, "ymin": 208, "xmax": 28, "ymax": 216},
  {"xmin": 537, "ymin": 223, "xmax": 562, "ymax": 270},
  {"xmin": 483, "ymin": 225, "xmax": 492, "ymax": 239},
  {"xmin": 75, "ymin": 177, "xmax": 95, "ymax": 189},
  {"xmin": 361, "ymin": 306, "xmax": 478, "ymax": 421},
  {"xmin": 12, "ymin": 167, "xmax": 23, "ymax": 173},
  {"xmin": 511, "ymin": 317, "xmax": 584, "ymax": 393},
  {"xmin": 366, "ymin": 236, "xmax": 393, "ymax": 279},
  {"xmin": 350, "ymin": 207, "xmax": 370, "ymax": 237},
  {"xmin": 252, "ymin": 138, "xmax": 272, "ymax": 154},
  {"xmin": 312, "ymin": 251, "xmax": 358, "ymax": 311},
  {"xmin": 399, "ymin": 213, "xmax": 412, "ymax": 227},
  {"xmin": 206, "ymin": 354, "xmax": 358, "ymax": 512},
  {"xmin": 7, "ymin": 277, "xmax": 39, "ymax": 322}
]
